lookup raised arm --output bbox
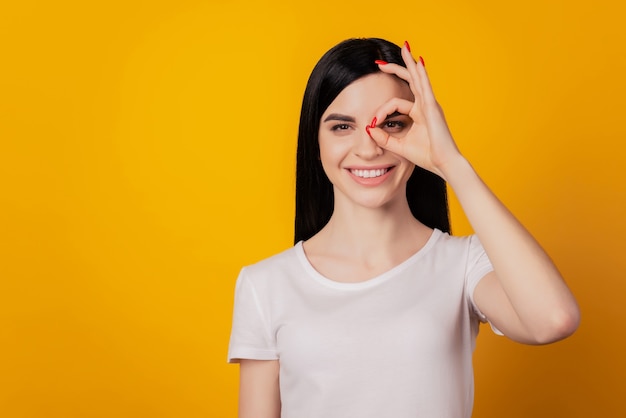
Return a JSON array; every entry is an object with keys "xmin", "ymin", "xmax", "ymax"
[
  {"xmin": 441, "ymin": 157, "xmax": 579, "ymax": 344},
  {"xmin": 238, "ymin": 359, "xmax": 280, "ymax": 418},
  {"xmin": 368, "ymin": 41, "xmax": 580, "ymax": 344}
]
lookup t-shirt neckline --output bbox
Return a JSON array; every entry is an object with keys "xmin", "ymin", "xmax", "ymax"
[{"xmin": 294, "ymin": 228, "xmax": 442, "ymax": 290}]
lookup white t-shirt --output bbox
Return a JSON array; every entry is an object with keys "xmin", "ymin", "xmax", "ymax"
[{"xmin": 228, "ymin": 229, "xmax": 495, "ymax": 418}]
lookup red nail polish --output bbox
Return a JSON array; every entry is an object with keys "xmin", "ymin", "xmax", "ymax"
[
  {"xmin": 419, "ymin": 56, "xmax": 425, "ymax": 67},
  {"xmin": 370, "ymin": 117, "xmax": 377, "ymax": 128},
  {"xmin": 375, "ymin": 60, "xmax": 388, "ymax": 65},
  {"xmin": 365, "ymin": 125, "xmax": 371, "ymax": 136},
  {"xmin": 404, "ymin": 40, "xmax": 411, "ymax": 52}
]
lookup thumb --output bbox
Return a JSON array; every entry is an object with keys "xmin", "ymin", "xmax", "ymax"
[{"xmin": 367, "ymin": 126, "xmax": 403, "ymax": 156}]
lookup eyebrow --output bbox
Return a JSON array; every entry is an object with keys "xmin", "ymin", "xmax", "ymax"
[
  {"xmin": 322, "ymin": 111, "xmax": 405, "ymax": 124},
  {"xmin": 323, "ymin": 113, "xmax": 356, "ymax": 123}
]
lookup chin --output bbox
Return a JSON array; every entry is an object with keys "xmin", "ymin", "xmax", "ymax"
[{"xmin": 345, "ymin": 194, "xmax": 401, "ymax": 211}]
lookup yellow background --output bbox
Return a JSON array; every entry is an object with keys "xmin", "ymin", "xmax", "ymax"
[{"xmin": 1, "ymin": 0, "xmax": 625, "ymax": 416}]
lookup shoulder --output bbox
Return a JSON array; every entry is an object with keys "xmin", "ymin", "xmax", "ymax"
[
  {"xmin": 239, "ymin": 243, "xmax": 303, "ymax": 283},
  {"xmin": 424, "ymin": 230, "xmax": 490, "ymax": 274},
  {"xmin": 430, "ymin": 229, "xmax": 481, "ymax": 254}
]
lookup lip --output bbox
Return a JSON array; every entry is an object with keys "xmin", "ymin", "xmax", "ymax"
[
  {"xmin": 345, "ymin": 164, "xmax": 395, "ymax": 170},
  {"xmin": 345, "ymin": 165, "xmax": 395, "ymax": 186}
]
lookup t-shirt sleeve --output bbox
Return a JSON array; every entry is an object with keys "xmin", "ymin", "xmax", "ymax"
[
  {"xmin": 227, "ymin": 268, "xmax": 279, "ymax": 363},
  {"xmin": 465, "ymin": 234, "xmax": 503, "ymax": 335}
]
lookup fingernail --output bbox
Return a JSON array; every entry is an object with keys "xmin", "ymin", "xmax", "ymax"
[
  {"xmin": 419, "ymin": 56, "xmax": 425, "ymax": 67},
  {"xmin": 370, "ymin": 117, "xmax": 377, "ymax": 128},
  {"xmin": 404, "ymin": 40, "xmax": 411, "ymax": 52},
  {"xmin": 375, "ymin": 60, "xmax": 388, "ymax": 65},
  {"xmin": 365, "ymin": 125, "xmax": 371, "ymax": 136}
]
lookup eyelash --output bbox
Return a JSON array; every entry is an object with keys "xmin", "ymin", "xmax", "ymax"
[
  {"xmin": 383, "ymin": 120, "xmax": 405, "ymax": 129},
  {"xmin": 328, "ymin": 120, "xmax": 407, "ymax": 132},
  {"xmin": 331, "ymin": 121, "xmax": 405, "ymax": 129},
  {"xmin": 331, "ymin": 123, "xmax": 352, "ymax": 131}
]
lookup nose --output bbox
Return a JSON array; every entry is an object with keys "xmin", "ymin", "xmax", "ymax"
[{"xmin": 353, "ymin": 128, "xmax": 383, "ymax": 159}]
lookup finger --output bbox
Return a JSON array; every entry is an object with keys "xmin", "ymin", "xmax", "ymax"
[
  {"xmin": 376, "ymin": 62, "xmax": 411, "ymax": 83},
  {"xmin": 414, "ymin": 57, "xmax": 437, "ymax": 105},
  {"xmin": 377, "ymin": 61, "xmax": 423, "ymax": 106},
  {"xmin": 371, "ymin": 98, "xmax": 415, "ymax": 128},
  {"xmin": 401, "ymin": 46, "xmax": 424, "ymax": 101},
  {"xmin": 378, "ymin": 61, "xmax": 423, "ymax": 109},
  {"xmin": 402, "ymin": 45, "xmax": 437, "ymax": 105},
  {"xmin": 367, "ymin": 126, "xmax": 403, "ymax": 155}
]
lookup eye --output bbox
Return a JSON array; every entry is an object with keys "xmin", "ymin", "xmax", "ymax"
[
  {"xmin": 331, "ymin": 123, "xmax": 351, "ymax": 131},
  {"xmin": 382, "ymin": 120, "xmax": 407, "ymax": 132}
]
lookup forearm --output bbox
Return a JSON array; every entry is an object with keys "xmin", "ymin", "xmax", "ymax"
[
  {"xmin": 239, "ymin": 360, "xmax": 281, "ymax": 418},
  {"xmin": 442, "ymin": 156, "xmax": 580, "ymax": 342}
]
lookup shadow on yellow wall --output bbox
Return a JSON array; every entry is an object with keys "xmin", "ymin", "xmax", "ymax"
[{"xmin": 1, "ymin": 1, "xmax": 624, "ymax": 417}]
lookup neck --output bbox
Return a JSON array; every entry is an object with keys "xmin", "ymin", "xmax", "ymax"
[{"xmin": 316, "ymin": 196, "xmax": 428, "ymax": 260}]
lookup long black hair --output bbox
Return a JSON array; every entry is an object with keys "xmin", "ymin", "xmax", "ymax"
[{"xmin": 294, "ymin": 38, "xmax": 450, "ymax": 244}]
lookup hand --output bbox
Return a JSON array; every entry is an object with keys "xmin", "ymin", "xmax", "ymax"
[{"xmin": 368, "ymin": 43, "xmax": 463, "ymax": 181}]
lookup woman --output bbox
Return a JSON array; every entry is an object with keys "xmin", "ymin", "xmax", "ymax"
[{"xmin": 228, "ymin": 38, "xmax": 579, "ymax": 418}]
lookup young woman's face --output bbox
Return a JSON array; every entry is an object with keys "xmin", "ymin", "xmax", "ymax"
[{"xmin": 318, "ymin": 73, "xmax": 415, "ymax": 210}]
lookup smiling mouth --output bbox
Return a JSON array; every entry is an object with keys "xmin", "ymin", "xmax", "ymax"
[{"xmin": 349, "ymin": 167, "xmax": 392, "ymax": 178}]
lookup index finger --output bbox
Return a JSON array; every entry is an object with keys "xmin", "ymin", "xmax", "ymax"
[{"xmin": 376, "ymin": 60, "xmax": 423, "ymax": 106}]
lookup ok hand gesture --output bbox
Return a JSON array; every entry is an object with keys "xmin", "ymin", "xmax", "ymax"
[{"xmin": 367, "ymin": 42, "xmax": 464, "ymax": 181}]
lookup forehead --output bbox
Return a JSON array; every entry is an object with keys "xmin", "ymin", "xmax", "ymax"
[{"xmin": 323, "ymin": 73, "xmax": 413, "ymax": 118}]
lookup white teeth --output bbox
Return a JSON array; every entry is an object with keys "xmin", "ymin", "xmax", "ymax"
[{"xmin": 350, "ymin": 168, "xmax": 389, "ymax": 178}]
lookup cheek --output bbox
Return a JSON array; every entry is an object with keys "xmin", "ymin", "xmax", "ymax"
[
  {"xmin": 318, "ymin": 144, "xmax": 338, "ymax": 178},
  {"xmin": 318, "ymin": 139, "xmax": 351, "ymax": 183},
  {"xmin": 317, "ymin": 136, "xmax": 333, "ymax": 177},
  {"xmin": 399, "ymin": 160, "xmax": 416, "ymax": 183},
  {"xmin": 318, "ymin": 136, "xmax": 348, "ymax": 164}
]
